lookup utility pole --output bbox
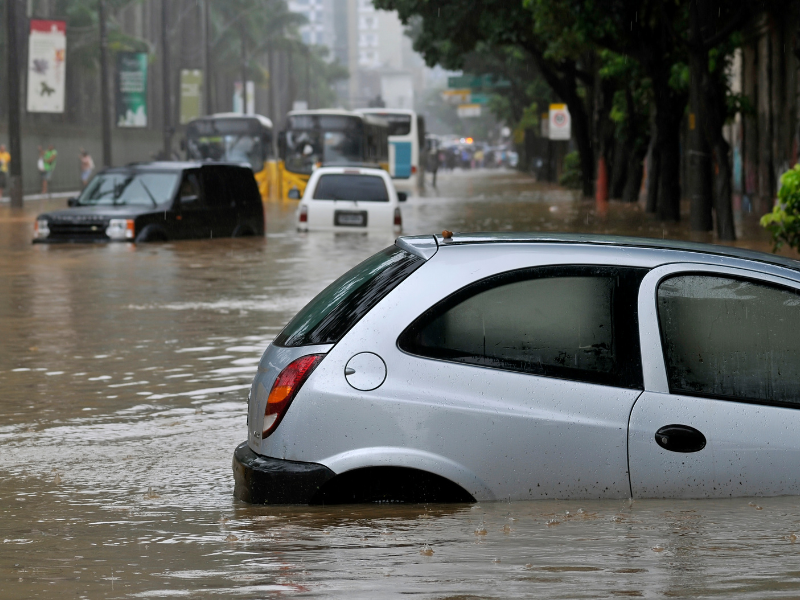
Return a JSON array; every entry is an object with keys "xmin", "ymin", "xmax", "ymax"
[
  {"xmin": 6, "ymin": 0, "xmax": 23, "ymax": 207},
  {"xmin": 161, "ymin": 0, "xmax": 172, "ymax": 159},
  {"xmin": 99, "ymin": 0, "xmax": 112, "ymax": 167},
  {"xmin": 240, "ymin": 25, "xmax": 247, "ymax": 114},
  {"xmin": 202, "ymin": 0, "xmax": 212, "ymax": 115},
  {"xmin": 305, "ymin": 46, "xmax": 311, "ymax": 109}
]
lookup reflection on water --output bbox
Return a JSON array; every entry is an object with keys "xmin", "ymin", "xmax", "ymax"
[{"xmin": 1, "ymin": 169, "xmax": 799, "ymax": 598}]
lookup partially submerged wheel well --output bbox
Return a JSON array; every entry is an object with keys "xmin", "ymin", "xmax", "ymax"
[{"xmin": 309, "ymin": 466, "xmax": 476, "ymax": 505}]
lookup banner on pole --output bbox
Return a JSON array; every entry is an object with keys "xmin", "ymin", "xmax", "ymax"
[
  {"xmin": 26, "ymin": 20, "xmax": 66, "ymax": 113},
  {"xmin": 116, "ymin": 52, "xmax": 148, "ymax": 127},
  {"xmin": 180, "ymin": 69, "xmax": 203, "ymax": 124}
]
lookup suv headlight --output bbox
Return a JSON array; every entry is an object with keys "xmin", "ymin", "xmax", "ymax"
[
  {"xmin": 34, "ymin": 219, "xmax": 49, "ymax": 239},
  {"xmin": 106, "ymin": 219, "xmax": 135, "ymax": 240}
]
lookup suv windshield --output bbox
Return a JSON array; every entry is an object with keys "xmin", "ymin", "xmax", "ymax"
[
  {"xmin": 78, "ymin": 172, "xmax": 179, "ymax": 206},
  {"xmin": 313, "ymin": 174, "xmax": 389, "ymax": 201},
  {"xmin": 274, "ymin": 246, "xmax": 425, "ymax": 347}
]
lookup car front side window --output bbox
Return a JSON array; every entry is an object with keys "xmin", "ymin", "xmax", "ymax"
[
  {"xmin": 658, "ymin": 274, "xmax": 800, "ymax": 406},
  {"xmin": 398, "ymin": 266, "xmax": 647, "ymax": 389},
  {"xmin": 178, "ymin": 171, "xmax": 203, "ymax": 210}
]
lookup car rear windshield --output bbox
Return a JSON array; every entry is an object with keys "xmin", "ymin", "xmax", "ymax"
[
  {"xmin": 274, "ymin": 246, "xmax": 425, "ymax": 347},
  {"xmin": 312, "ymin": 174, "xmax": 389, "ymax": 202}
]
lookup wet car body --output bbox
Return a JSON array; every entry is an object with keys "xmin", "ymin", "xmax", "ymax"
[
  {"xmin": 234, "ymin": 233, "xmax": 800, "ymax": 504},
  {"xmin": 33, "ymin": 161, "xmax": 264, "ymax": 243},
  {"xmin": 295, "ymin": 166, "xmax": 404, "ymax": 232}
]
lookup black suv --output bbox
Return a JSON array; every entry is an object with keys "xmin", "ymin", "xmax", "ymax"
[{"xmin": 33, "ymin": 161, "xmax": 264, "ymax": 243}]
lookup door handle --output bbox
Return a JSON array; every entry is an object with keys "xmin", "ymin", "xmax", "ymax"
[{"xmin": 655, "ymin": 424, "xmax": 706, "ymax": 453}]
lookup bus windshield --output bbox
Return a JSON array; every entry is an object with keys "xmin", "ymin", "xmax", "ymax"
[
  {"xmin": 284, "ymin": 115, "xmax": 364, "ymax": 174},
  {"xmin": 185, "ymin": 118, "xmax": 268, "ymax": 171},
  {"xmin": 374, "ymin": 113, "xmax": 411, "ymax": 136}
]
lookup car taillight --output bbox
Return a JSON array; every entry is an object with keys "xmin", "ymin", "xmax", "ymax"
[
  {"xmin": 393, "ymin": 207, "xmax": 402, "ymax": 227},
  {"xmin": 263, "ymin": 354, "xmax": 323, "ymax": 438},
  {"xmin": 299, "ymin": 205, "xmax": 308, "ymax": 223}
]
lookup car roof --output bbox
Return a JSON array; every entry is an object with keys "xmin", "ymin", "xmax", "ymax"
[
  {"xmin": 396, "ymin": 231, "xmax": 800, "ymax": 272},
  {"xmin": 312, "ymin": 166, "xmax": 388, "ymax": 176},
  {"xmin": 103, "ymin": 161, "xmax": 249, "ymax": 173}
]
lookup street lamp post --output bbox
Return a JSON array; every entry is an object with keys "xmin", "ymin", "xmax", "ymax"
[
  {"xmin": 6, "ymin": 0, "xmax": 23, "ymax": 207},
  {"xmin": 99, "ymin": 0, "xmax": 112, "ymax": 167},
  {"xmin": 161, "ymin": 0, "xmax": 172, "ymax": 159}
]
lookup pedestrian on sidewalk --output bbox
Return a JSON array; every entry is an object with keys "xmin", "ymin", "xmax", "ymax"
[
  {"xmin": 41, "ymin": 144, "xmax": 57, "ymax": 194},
  {"xmin": 79, "ymin": 149, "xmax": 94, "ymax": 189},
  {"xmin": 37, "ymin": 146, "xmax": 46, "ymax": 193},
  {"xmin": 0, "ymin": 144, "xmax": 10, "ymax": 199}
]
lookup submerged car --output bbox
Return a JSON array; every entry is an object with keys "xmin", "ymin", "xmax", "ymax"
[
  {"xmin": 33, "ymin": 161, "xmax": 264, "ymax": 243},
  {"xmin": 233, "ymin": 233, "xmax": 800, "ymax": 504},
  {"xmin": 293, "ymin": 166, "xmax": 405, "ymax": 232}
]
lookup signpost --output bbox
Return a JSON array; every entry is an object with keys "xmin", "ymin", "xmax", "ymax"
[
  {"xmin": 180, "ymin": 69, "xmax": 202, "ymax": 124},
  {"xmin": 116, "ymin": 52, "xmax": 148, "ymax": 127},
  {"xmin": 548, "ymin": 104, "xmax": 571, "ymax": 140},
  {"xmin": 26, "ymin": 20, "xmax": 66, "ymax": 113}
]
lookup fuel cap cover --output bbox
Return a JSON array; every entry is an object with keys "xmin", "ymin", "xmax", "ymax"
[{"xmin": 344, "ymin": 352, "xmax": 387, "ymax": 391}]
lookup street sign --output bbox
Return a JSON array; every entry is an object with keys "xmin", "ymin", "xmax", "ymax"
[
  {"xmin": 548, "ymin": 104, "xmax": 571, "ymax": 140},
  {"xmin": 441, "ymin": 89, "xmax": 471, "ymax": 104},
  {"xmin": 447, "ymin": 74, "xmax": 510, "ymax": 90},
  {"xmin": 457, "ymin": 104, "xmax": 482, "ymax": 118}
]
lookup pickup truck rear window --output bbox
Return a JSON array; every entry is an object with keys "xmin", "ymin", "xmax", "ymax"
[
  {"xmin": 313, "ymin": 174, "xmax": 389, "ymax": 202},
  {"xmin": 274, "ymin": 246, "xmax": 424, "ymax": 347}
]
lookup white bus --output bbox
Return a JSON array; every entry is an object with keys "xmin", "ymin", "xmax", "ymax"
[{"xmin": 356, "ymin": 108, "xmax": 425, "ymax": 191}]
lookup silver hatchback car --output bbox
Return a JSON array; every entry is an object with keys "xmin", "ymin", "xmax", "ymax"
[{"xmin": 233, "ymin": 233, "xmax": 800, "ymax": 504}]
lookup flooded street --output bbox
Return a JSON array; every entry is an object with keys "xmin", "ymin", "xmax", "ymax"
[{"xmin": 3, "ymin": 169, "xmax": 800, "ymax": 599}]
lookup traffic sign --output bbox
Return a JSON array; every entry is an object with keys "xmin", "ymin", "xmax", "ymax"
[
  {"xmin": 548, "ymin": 103, "xmax": 571, "ymax": 140},
  {"xmin": 447, "ymin": 74, "xmax": 510, "ymax": 90}
]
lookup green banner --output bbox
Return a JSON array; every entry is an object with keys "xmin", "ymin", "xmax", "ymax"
[
  {"xmin": 116, "ymin": 52, "xmax": 148, "ymax": 127},
  {"xmin": 180, "ymin": 69, "xmax": 203, "ymax": 124}
]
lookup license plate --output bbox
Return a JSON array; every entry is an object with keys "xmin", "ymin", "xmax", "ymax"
[{"xmin": 334, "ymin": 210, "xmax": 368, "ymax": 227}]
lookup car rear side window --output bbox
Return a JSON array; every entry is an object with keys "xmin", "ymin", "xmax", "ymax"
[
  {"xmin": 658, "ymin": 274, "xmax": 800, "ymax": 405},
  {"xmin": 398, "ymin": 266, "xmax": 647, "ymax": 389},
  {"xmin": 313, "ymin": 174, "xmax": 389, "ymax": 202},
  {"xmin": 274, "ymin": 246, "xmax": 425, "ymax": 347}
]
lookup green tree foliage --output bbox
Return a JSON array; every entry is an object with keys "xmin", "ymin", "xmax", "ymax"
[
  {"xmin": 761, "ymin": 165, "xmax": 800, "ymax": 252},
  {"xmin": 374, "ymin": 0, "xmax": 598, "ymax": 197}
]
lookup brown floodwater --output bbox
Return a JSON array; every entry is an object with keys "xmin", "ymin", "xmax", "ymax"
[{"xmin": 2, "ymin": 169, "xmax": 800, "ymax": 599}]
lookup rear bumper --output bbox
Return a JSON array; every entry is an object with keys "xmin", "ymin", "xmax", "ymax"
[{"xmin": 232, "ymin": 441, "xmax": 335, "ymax": 504}]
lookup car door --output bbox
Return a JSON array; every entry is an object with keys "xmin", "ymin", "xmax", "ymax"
[
  {"xmin": 174, "ymin": 169, "xmax": 210, "ymax": 239},
  {"xmin": 629, "ymin": 263, "xmax": 800, "ymax": 498},
  {"xmin": 201, "ymin": 166, "xmax": 237, "ymax": 237},
  {"xmin": 387, "ymin": 265, "xmax": 648, "ymax": 500}
]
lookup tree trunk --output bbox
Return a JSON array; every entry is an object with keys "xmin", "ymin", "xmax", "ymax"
[
  {"xmin": 651, "ymin": 72, "xmax": 684, "ymax": 222},
  {"xmin": 645, "ymin": 130, "xmax": 659, "ymax": 213},
  {"xmin": 688, "ymin": 49, "xmax": 714, "ymax": 230},
  {"xmin": 656, "ymin": 117, "xmax": 682, "ymax": 222},
  {"xmin": 528, "ymin": 53, "xmax": 594, "ymax": 197},
  {"xmin": 692, "ymin": 0, "xmax": 737, "ymax": 241},
  {"xmin": 609, "ymin": 139, "xmax": 629, "ymax": 199},
  {"xmin": 622, "ymin": 142, "xmax": 647, "ymax": 203}
]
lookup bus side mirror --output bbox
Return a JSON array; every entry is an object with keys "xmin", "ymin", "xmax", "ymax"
[
  {"xmin": 397, "ymin": 192, "xmax": 407, "ymax": 203},
  {"xmin": 278, "ymin": 132, "xmax": 287, "ymax": 160},
  {"xmin": 288, "ymin": 188, "xmax": 301, "ymax": 200}
]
